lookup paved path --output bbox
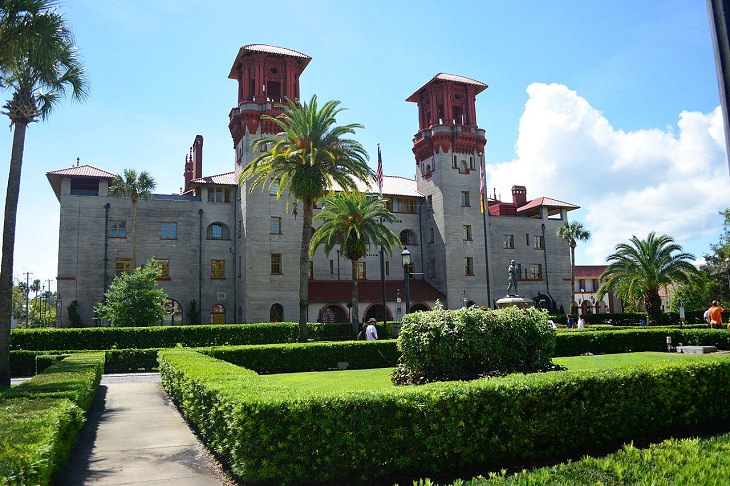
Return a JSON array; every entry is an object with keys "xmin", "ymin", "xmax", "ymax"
[{"xmin": 58, "ymin": 373, "xmax": 233, "ymax": 485}]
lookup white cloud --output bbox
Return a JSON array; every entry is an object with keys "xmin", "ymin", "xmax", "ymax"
[{"xmin": 486, "ymin": 82, "xmax": 728, "ymax": 264}]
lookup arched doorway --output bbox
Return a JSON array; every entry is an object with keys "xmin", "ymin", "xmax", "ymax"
[
  {"xmin": 162, "ymin": 298, "xmax": 183, "ymax": 325},
  {"xmin": 410, "ymin": 303, "xmax": 431, "ymax": 313},
  {"xmin": 270, "ymin": 303, "xmax": 283, "ymax": 322},
  {"xmin": 319, "ymin": 304, "xmax": 346, "ymax": 323},
  {"xmin": 364, "ymin": 304, "xmax": 392, "ymax": 322},
  {"xmin": 210, "ymin": 304, "xmax": 225, "ymax": 324}
]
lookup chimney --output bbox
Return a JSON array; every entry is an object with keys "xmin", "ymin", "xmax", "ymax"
[
  {"xmin": 512, "ymin": 185, "xmax": 527, "ymax": 207},
  {"xmin": 183, "ymin": 154, "xmax": 193, "ymax": 191},
  {"xmin": 192, "ymin": 135, "xmax": 203, "ymax": 180}
]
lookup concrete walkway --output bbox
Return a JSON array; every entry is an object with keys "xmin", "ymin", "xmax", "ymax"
[{"xmin": 58, "ymin": 373, "xmax": 234, "ymax": 485}]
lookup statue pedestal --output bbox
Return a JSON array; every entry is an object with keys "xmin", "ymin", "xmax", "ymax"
[{"xmin": 495, "ymin": 296, "xmax": 533, "ymax": 309}]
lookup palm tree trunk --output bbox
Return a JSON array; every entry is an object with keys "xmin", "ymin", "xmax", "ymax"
[
  {"xmin": 0, "ymin": 121, "xmax": 28, "ymax": 386},
  {"xmin": 298, "ymin": 199, "xmax": 314, "ymax": 341},
  {"xmin": 570, "ymin": 242, "xmax": 576, "ymax": 315},
  {"xmin": 351, "ymin": 259, "xmax": 359, "ymax": 337}
]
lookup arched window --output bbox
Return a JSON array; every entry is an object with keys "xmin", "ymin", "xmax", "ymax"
[
  {"xmin": 400, "ymin": 229, "xmax": 417, "ymax": 246},
  {"xmin": 270, "ymin": 303, "xmax": 283, "ymax": 322},
  {"xmin": 207, "ymin": 222, "xmax": 230, "ymax": 240},
  {"xmin": 162, "ymin": 298, "xmax": 183, "ymax": 325},
  {"xmin": 210, "ymin": 304, "xmax": 225, "ymax": 324}
]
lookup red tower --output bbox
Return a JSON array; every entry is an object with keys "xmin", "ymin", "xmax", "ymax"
[{"xmin": 227, "ymin": 44, "xmax": 311, "ymax": 159}]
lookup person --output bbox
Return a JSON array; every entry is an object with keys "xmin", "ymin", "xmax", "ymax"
[
  {"xmin": 707, "ymin": 301, "xmax": 725, "ymax": 329},
  {"xmin": 704, "ymin": 307, "xmax": 711, "ymax": 327},
  {"xmin": 566, "ymin": 315, "xmax": 574, "ymax": 329},
  {"xmin": 356, "ymin": 323, "xmax": 367, "ymax": 340},
  {"xmin": 577, "ymin": 315, "xmax": 586, "ymax": 329},
  {"xmin": 507, "ymin": 260, "xmax": 518, "ymax": 296},
  {"xmin": 365, "ymin": 318, "xmax": 378, "ymax": 341},
  {"xmin": 548, "ymin": 319, "xmax": 557, "ymax": 329}
]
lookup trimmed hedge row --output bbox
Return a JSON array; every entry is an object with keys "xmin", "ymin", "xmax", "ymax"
[
  {"xmin": 8, "ymin": 322, "xmax": 400, "ymax": 352},
  {"xmin": 159, "ymin": 348, "xmax": 730, "ymax": 485},
  {"xmin": 555, "ymin": 328, "xmax": 730, "ymax": 356},
  {"xmin": 200, "ymin": 340, "xmax": 400, "ymax": 374},
  {"xmin": 0, "ymin": 353, "xmax": 104, "ymax": 485}
]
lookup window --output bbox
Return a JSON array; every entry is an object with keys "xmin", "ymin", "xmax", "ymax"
[
  {"xmin": 115, "ymin": 258, "xmax": 132, "ymax": 276},
  {"xmin": 207, "ymin": 223, "xmax": 230, "ymax": 240},
  {"xmin": 269, "ymin": 179, "xmax": 279, "ymax": 196},
  {"xmin": 329, "ymin": 260, "xmax": 334, "ymax": 274},
  {"xmin": 271, "ymin": 253, "xmax": 282, "ymax": 274},
  {"xmin": 529, "ymin": 263, "xmax": 542, "ymax": 280},
  {"xmin": 461, "ymin": 191, "xmax": 470, "ymax": 207},
  {"xmin": 207, "ymin": 187, "xmax": 231, "ymax": 203},
  {"xmin": 427, "ymin": 195, "xmax": 433, "ymax": 212},
  {"xmin": 465, "ymin": 257, "xmax": 474, "ymax": 276},
  {"xmin": 429, "ymin": 227, "xmax": 434, "ymax": 244},
  {"xmin": 503, "ymin": 234, "xmax": 515, "ymax": 249},
  {"xmin": 463, "ymin": 225, "xmax": 472, "ymax": 241},
  {"xmin": 392, "ymin": 197, "xmax": 417, "ymax": 213},
  {"xmin": 109, "ymin": 220, "xmax": 126, "ymax": 238},
  {"xmin": 270, "ymin": 217, "xmax": 281, "ymax": 234},
  {"xmin": 429, "ymin": 259, "xmax": 436, "ymax": 278},
  {"xmin": 270, "ymin": 303, "xmax": 283, "ymax": 322},
  {"xmin": 357, "ymin": 262, "xmax": 366, "ymax": 279},
  {"xmin": 459, "ymin": 160, "xmax": 468, "ymax": 173},
  {"xmin": 211, "ymin": 259, "xmax": 225, "ymax": 279},
  {"xmin": 155, "ymin": 259, "xmax": 170, "ymax": 279},
  {"xmin": 400, "ymin": 229, "xmax": 417, "ymax": 246},
  {"xmin": 161, "ymin": 222, "xmax": 177, "ymax": 240},
  {"xmin": 385, "ymin": 261, "xmax": 390, "ymax": 276},
  {"xmin": 534, "ymin": 235, "xmax": 544, "ymax": 250}
]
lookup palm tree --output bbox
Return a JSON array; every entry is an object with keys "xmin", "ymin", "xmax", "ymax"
[
  {"xmin": 598, "ymin": 232, "xmax": 699, "ymax": 324},
  {"xmin": 557, "ymin": 221, "xmax": 591, "ymax": 314},
  {"xmin": 309, "ymin": 191, "xmax": 400, "ymax": 335},
  {"xmin": 109, "ymin": 169, "xmax": 156, "ymax": 269},
  {"xmin": 0, "ymin": 0, "xmax": 87, "ymax": 386},
  {"xmin": 239, "ymin": 95, "xmax": 371, "ymax": 341}
]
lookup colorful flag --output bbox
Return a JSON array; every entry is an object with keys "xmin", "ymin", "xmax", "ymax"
[
  {"xmin": 376, "ymin": 145, "xmax": 384, "ymax": 194},
  {"xmin": 479, "ymin": 157, "xmax": 486, "ymax": 213}
]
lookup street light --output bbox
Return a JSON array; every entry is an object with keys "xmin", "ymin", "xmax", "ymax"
[{"xmin": 401, "ymin": 247, "xmax": 411, "ymax": 316}]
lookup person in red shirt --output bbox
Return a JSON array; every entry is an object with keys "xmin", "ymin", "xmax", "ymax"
[{"xmin": 707, "ymin": 301, "xmax": 725, "ymax": 329}]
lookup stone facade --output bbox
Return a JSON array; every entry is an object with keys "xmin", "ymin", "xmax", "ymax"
[{"xmin": 48, "ymin": 44, "xmax": 579, "ymax": 326}]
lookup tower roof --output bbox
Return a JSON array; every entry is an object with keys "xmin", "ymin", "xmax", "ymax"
[
  {"xmin": 406, "ymin": 73, "xmax": 488, "ymax": 102},
  {"xmin": 228, "ymin": 44, "xmax": 312, "ymax": 79}
]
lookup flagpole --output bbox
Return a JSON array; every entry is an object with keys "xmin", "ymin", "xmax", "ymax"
[
  {"xmin": 480, "ymin": 151, "xmax": 492, "ymax": 308},
  {"xmin": 377, "ymin": 144, "xmax": 388, "ymax": 327}
]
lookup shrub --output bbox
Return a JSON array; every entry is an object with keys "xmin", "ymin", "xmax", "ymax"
[{"xmin": 396, "ymin": 306, "xmax": 556, "ymax": 383}]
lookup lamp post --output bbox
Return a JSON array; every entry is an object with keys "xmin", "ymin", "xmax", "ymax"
[{"xmin": 401, "ymin": 247, "xmax": 411, "ymax": 316}]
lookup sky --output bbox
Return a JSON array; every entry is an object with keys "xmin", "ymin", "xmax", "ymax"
[{"xmin": 0, "ymin": 0, "xmax": 728, "ymax": 291}]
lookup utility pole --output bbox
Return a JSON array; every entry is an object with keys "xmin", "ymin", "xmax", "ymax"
[{"xmin": 23, "ymin": 272, "xmax": 32, "ymax": 327}]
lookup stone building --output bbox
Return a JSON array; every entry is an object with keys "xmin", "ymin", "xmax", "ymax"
[{"xmin": 48, "ymin": 44, "xmax": 579, "ymax": 326}]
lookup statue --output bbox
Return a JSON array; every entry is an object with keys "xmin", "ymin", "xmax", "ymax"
[{"xmin": 507, "ymin": 260, "xmax": 518, "ymax": 296}]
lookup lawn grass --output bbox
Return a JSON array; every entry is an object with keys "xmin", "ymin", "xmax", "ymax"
[{"xmin": 262, "ymin": 352, "xmax": 715, "ymax": 394}]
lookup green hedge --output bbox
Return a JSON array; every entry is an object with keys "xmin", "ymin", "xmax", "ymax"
[
  {"xmin": 555, "ymin": 328, "xmax": 730, "ymax": 356},
  {"xmin": 200, "ymin": 340, "xmax": 399, "ymax": 374},
  {"xmin": 397, "ymin": 306, "xmax": 555, "ymax": 380},
  {"xmin": 0, "ymin": 353, "xmax": 104, "ymax": 485},
  {"xmin": 159, "ymin": 349, "xmax": 730, "ymax": 485},
  {"xmin": 8, "ymin": 322, "xmax": 364, "ymax": 352}
]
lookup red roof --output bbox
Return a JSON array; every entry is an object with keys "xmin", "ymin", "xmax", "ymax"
[
  {"xmin": 308, "ymin": 279, "xmax": 445, "ymax": 303},
  {"xmin": 407, "ymin": 73, "xmax": 488, "ymax": 102},
  {"xmin": 517, "ymin": 197, "xmax": 579, "ymax": 213},
  {"xmin": 229, "ymin": 44, "xmax": 311, "ymax": 79},
  {"xmin": 575, "ymin": 265, "xmax": 608, "ymax": 278}
]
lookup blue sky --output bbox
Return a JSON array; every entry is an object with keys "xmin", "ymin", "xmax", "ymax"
[{"xmin": 0, "ymin": 0, "xmax": 727, "ymax": 290}]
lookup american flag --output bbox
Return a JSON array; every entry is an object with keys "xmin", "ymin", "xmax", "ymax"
[{"xmin": 376, "ymin": 145, "xmax": 384, "ymax": 194}]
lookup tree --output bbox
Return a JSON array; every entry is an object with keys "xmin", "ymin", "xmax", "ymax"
[
  {"xmin": 701, "ymin": 208, "xmax": 730, "ymax": 304},
  {"xmin": 94, "ymin": 258, "xmax": 167, "ymax": 327},
  {"xmin": 108, "ymin": 169, "xmax": 156, "ymax": 269},
  {"xmin": 598, "ymin": 232, "xmax": 700, "ymax": 324},
  {"xmin": 309, "ymin": 191, "xmax": 400, "ymax": 335},
  {"xmin": 239, "ymin": 95, "xmax": 371, "ymax": 341},
  {"xmin": 0, "ymin": 0, "xmax": 87, "ymax": 386},
  {"xmin": 556, "ymin": 220, "xmax": 591, "ymax": 314}
]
